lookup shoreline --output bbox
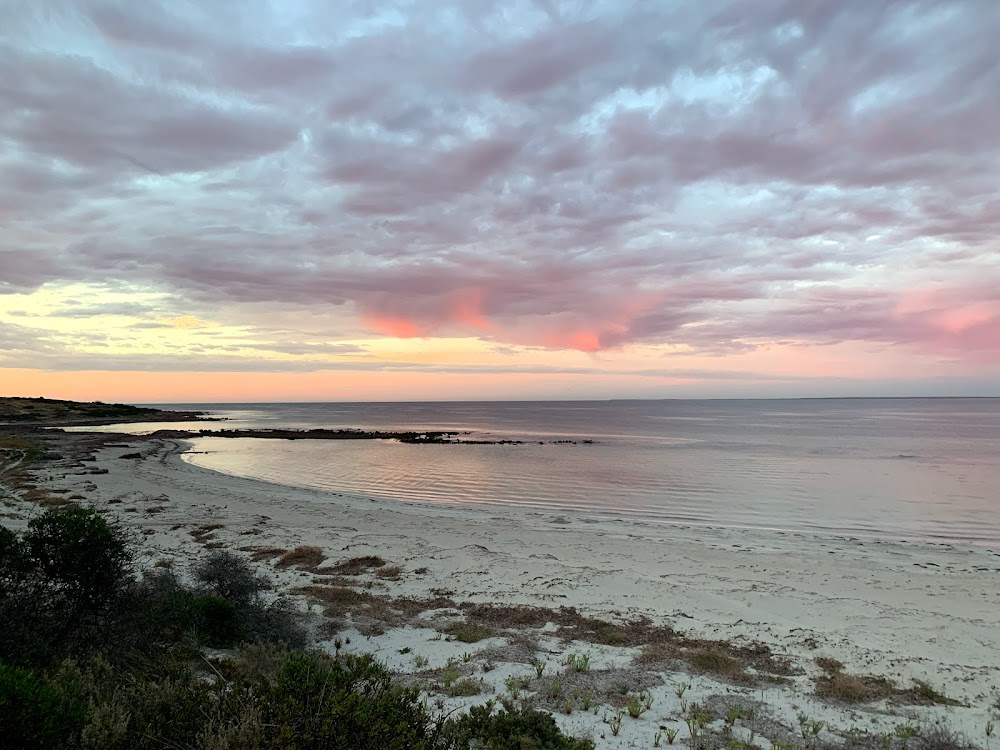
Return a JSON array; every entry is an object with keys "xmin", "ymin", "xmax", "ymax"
[
  {"xmin": 179, "ymin": 435, "xmax": 1000, "ymax": 551},
  {"xmin": 178, "ymin": 437, "xmax": 995, "ymax": 551},
  {"xmin": 3, "ymin": 430, "xmax": 999, "ymax": 748}
]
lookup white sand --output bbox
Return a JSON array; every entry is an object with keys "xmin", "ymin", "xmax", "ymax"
[{"xmin": 14, "ymin": 437, "xmax": 1000, "ymax": 748}]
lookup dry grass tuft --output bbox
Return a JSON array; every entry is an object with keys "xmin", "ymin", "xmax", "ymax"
[
  {"xmin": 240, "ymin": 546, "xmax": 287, "ymax": 562},
  {"xmin": 318, "ymin": 555, "xmax": 386, "ymax": 575},
  {"xmin": 635, "ymin": 642, "xmax": 675, "ymax": 665},
  {"xmin": 917, "ymin": 724, "xmax": 974, "ymax": 750},
  {"xmin": 375, "ymin": 565, "xmax": 403, "ymax": 580},
  {"xmin": 23, "ymin": 488, "xmax": 74, "ymax": 507},
  {"xmin": 688, "ymin": 648, "xmax": 750, "ymax": 682},
  {"xmin": 190, "ymin": 523, "xmax": 224, "ymax": 543},
  {"xmin": 815, "ymin": 671, "xmax": 895, "ymax": 703},
  {"xmin": 815, "ymin": 656, "xmax": 844, "ymax": 674},
  {"xmin": 444, "ymin": 620, "xmax": 495, "ymax": 643},
  {"xmin": 298, "ymin": 585, "xmax": 382, "ymax": 617},
  {"xmin": 901, "ymin": 679, "xmax": 965, "ymax": 707},
  {"xmin": 445, "ymin": 677, "xmax": 484, "ymax": 697},
  {"xmin": 275, "ymin": 545, "xmax": 326, "ymax": 570},
  {"xmin": 37, "ymin": 494, "xmax": 75, "ymax": 508}
]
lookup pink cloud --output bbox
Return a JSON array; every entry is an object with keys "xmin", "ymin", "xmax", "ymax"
[{"xmin": 362, "ymin": 315, "xmax": 427, "ymax": 339}]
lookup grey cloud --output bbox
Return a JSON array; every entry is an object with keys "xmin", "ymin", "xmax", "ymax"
[
  {"xmin": 50, "ymin": 301, "xmax": 160, "ymax": 318},
  {"xmin": 1, "ymin": 0, "xmax": 998, "ymax": 360},
  {"xmin": 0, "ymin": 321, "xmax": 65, "ymax": 356}
]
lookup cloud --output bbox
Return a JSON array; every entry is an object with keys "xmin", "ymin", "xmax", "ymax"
[
  {"xmin": 0, "ymin": 0, "xmax": 998, "ymax": 368},
  {"xmin": 49, "ymin": 301, "xmax": 160, "ymax": 318}
]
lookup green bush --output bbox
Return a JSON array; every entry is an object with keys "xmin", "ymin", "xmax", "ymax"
[
  {"xmin": 194, "ymin": 550, "xmax": 270, "ymax": 606},
  {"xmin": 50, "ymin": 647, "xmax": 437, "ymax": 750},
  {"xmin": 248, "ymin": 650, "xmax": 434, "ymax": 748},
  {"xmin": 191, "ymin": 593, "xmax": 242, "ymax": 648},
  {"xmin": 442, "ymin": 703, "xmax": 595, "ymax": 749},
  {"xmin": 0, "ymin": 661, "xmax": 86, "ymax": 749},
  {"xmin": 192, "ymin": 551, "xmax": 307, "ymax": 649},
  {"xmin": 23, "ymin": 505, "xmax": 132, "ymax": 613},
  {"xmin": 0, "ymin": 525, "xmax": 29, "ymax": 586},
  {"xmin": 1, "ymin": 507, "xmax": 134, "ymax": 667}
]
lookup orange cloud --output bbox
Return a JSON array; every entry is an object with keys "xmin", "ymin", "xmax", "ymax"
[{"xmin": 362, "ymin": 314, "xmax": 427, "ymax": 338}]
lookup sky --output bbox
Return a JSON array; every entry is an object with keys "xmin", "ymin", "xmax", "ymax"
[{"xmin": 1, "ymin": 0, "xmax": 999, "ymax": 403}]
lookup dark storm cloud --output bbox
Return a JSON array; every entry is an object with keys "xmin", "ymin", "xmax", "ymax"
[{"xmin": 1, "ymin": 0, "xmax": 998, "ymax": 359}]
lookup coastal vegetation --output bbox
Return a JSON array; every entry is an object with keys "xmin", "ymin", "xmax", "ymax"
[
  {"xmin": 0, "ymin": 504, "xmax": 595, "ymax": 748},
  {"xmin": 0, "ymin": 396, "xmax": 203, "ymax": 425}
]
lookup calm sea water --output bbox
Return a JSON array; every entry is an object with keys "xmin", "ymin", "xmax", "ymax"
[{"xmin": 129, "ymin": 399, "xmax": 1000, "ymax": 545}]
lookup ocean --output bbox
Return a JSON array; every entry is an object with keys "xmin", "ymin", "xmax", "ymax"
[{"xmin": 116, "ymin": 399, "xmax": 1000, "ymax": 545}]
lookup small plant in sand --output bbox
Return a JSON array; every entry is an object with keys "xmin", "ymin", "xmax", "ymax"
[
  {"xmin": 413, "ymin": 654, "xmax": 429, "ymax": 669},
  {"xmin": 675, "ymin": 681, "xmax": 691, "ymax": 699},
  {"xmin": 440, "ymin": 665, "xmax": 461, "ymax": 689},
  {"xmin": 986, "ymin": 720, "xmax": 994, "ymax": 749},
  {"xmin": 798, "ymin": 712, "xmax": 825, "ymax": 748},
  {"xmin": 505, "ymin": 675, "xmax": 523, "ymax": 700},
  {"xmin": 563, "ymin": 651, "xmax": 591, "ymax": 673},
  {"xmin": 662, "ymin": 726, "xmax": 679, "ymax": 744},
  {"xmin": 626, "ymin": 694, "xmax": 645, "ymax": 718},
  {"xmin": 579, "ymin": 688, "xmax": 594, "ymax": 711},
  {"xmin": 532, "ymin": 657, "xmax": 547, "ymax": 678},
  {"xmin": 546, "ymin": 679, "xmax": 563, "ymax": 700},
  {"xmin": 685, "ymin": 706, "xmax": 713, "ymax": 750},
  {"xmin": 560, "ymin": 697, "xmax": 575, "ymax": 715},
  {"xmin": 607, "ymin": 709, "xmax": 625, "ymax": 736},
  {"xmin": 685, "ymin": 716, "xmax": 701, "ymax": 748},
  {"xmin": 724, "ymin": 705, "xmax": 744, "ymax": 730},
  {"xmin": 895, "ymin": 724, "xmax": 920, "ymax": 749},
  {"xmin": 462, "ymin": 651, "xmax": 473, "ymax": 663}
]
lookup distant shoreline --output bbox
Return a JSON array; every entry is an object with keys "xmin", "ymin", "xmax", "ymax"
[{"xmin": 125, "ymin": 395, "xmax": 1000, "ymax": 407}]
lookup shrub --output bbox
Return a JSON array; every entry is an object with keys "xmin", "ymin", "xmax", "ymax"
[
  {"xmin": 23, "ymin": 505, "xmax": 132, "ymax": 614},
  {"xmin": 238, "ymin": 650, "xmax": 434, "ymax": 748},
  {"xmin": 0, "ymin": 525, "xmax": 28, "ymax": 586},
  {"xmin": 1, "ymin": 507, "xmax": 134, "ymax": 667},
  {"xmin": 193, "ymin": 550, "xmax": 270, "ymax": 606},
  {"xmin": 442, "ymin": 703, "xmax": 595, "ymax": 749},
  {"xmin": 0, "ymin": 661, "xmax": 86, "ymax": 750},
  {"xmin": 239, "ymin": 597, "xmax": 308, "ymax": 649},
  {"xmin": 189, "ymin": 551, "xmax": 306, "ymax": 649},
  {"xmin": 191, "ymin": 594, "xmax": 242, "ymax": 648}
]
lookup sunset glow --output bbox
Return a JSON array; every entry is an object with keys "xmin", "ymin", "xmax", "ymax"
[{"xmin": 1, "ymin": 2, "xmax": 998, "ymax": 402}]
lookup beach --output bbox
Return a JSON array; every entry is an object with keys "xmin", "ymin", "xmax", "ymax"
[{"xmin": 3, "ymin": 428, "xmax": 998, "ymax": 749}]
